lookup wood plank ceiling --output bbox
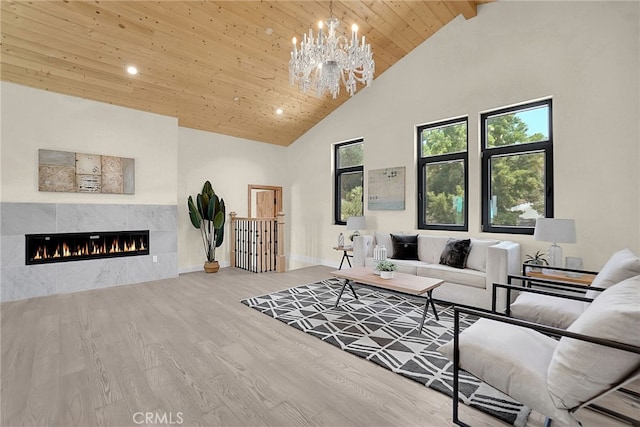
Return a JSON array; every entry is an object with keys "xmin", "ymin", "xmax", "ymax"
[{"xmin": 1, "ymin": 1, "xmax": 488, "ymax": 146}]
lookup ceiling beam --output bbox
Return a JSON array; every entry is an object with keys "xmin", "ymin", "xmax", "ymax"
[{"xmin": 450, "ymin": 1, "xmax": 479, "ymax": 20}]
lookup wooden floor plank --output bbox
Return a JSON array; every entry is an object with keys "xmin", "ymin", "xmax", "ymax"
[
  {"xmin": 1, "ymin": 265, "xmax": 631, "ymax": 427},
  {"xmin": 59, "ymin": 370, "xmax": 99, "ymax": 427}
]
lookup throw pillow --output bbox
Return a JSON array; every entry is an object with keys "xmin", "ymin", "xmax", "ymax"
[
  {"xmin": 439, "ymin": 238, "xmax": 471, "ymax": 269},
  {"xmin": 585, "ymin": 248, "xmax": 640, "ymax": 299},
  {"xmin": 546, "ymin": 275, "xmax": 640, "ymax": 410},
  {"xmin": 390, "ymin": 234, "xmax": 418, "ymax": 260}
]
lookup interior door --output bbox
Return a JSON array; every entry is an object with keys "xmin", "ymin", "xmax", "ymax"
[{"xmin": 256, "ymin": 190, "xmax": 276, "ymax": 218}]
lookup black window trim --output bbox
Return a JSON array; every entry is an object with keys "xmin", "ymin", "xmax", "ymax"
[
  {"xmin": 481, "ymin": 99, "xmax": 554, "ymax": 235},
  {"xmin": 417, "ymin": 116, "xmax": 469, "ymax": 232},
  {"xmin": 334, "ymin": 138, "xmax": 364, "ymax": 226}
]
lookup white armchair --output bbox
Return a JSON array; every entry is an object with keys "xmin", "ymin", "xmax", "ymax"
[
  {"xmin": 439, "ymin": 275, "xmax": 640, "ymax": 426},
  {"xmin": 500, "ymin": 249, "xmax": 640, "ymax": 329}
]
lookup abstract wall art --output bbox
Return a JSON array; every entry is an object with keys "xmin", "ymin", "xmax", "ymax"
[
  {"xmin": 38, "ymin": 149, "xmax": 135, "ymax": 194},
  {"xmin": 368, "ymin": 166, "xmax": 405, "ymax": 210}
]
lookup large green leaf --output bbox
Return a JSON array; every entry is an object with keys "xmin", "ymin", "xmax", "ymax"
[
  {"xmin": 187, "ymin": 196, "xmax": 201, "ymax": 228},
  {"xmin": 196, "ymin": 194, "xmax": 204, "ymax": 219},
  {"xmin": 208, "ymin": 194, "xmax": 218, "ymax": 222},
  {"xmin": 202, "ymin": 180, "xmax": 214, "ymax": 197},
  {"xmin": 213, "ymin": 210, "xmax": 224, "ymax": 229},
  {"xmin": 215, "ymin": 224, "xmax": 224, "ymax": 248},
  {"xmin": 201, "ymin": 194, "xmax": 210, "ymax": 220}
]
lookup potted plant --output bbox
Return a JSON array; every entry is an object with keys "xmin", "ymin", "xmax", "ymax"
[
  {"xmin": 377, "ymin": 260, "xmax": 397, "ymax": 279},
  {"xmin": 187, "ymin": 181, "xmax": 226, "ymax": 273},
  {"xmin": 525, "ymin": 250, "xmax": 548, "ymax": 272}
]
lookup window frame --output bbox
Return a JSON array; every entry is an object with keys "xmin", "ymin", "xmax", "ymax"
[
  {"xmin": 481, "ymin": 99, "xmax": 554, "ymax": 235},
  {"xmin": 416, "ymin": 117, "xmax": 469, "ymax": 231},
  {"xmin": 334, "ymin": 139, "xmax": 364, "ymax": 225}
]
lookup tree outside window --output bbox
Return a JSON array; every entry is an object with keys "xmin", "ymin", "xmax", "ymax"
[
  {"xmin": 482, "ymin": 100, "xmax": 553, "ymax": 234},
  {"xmin": 417, "ymin": 118, "xmax": 468, "ymax": 231},
  {"xmin": 335, "ymin": 140, "xmax": 363, "ymax": 224}
]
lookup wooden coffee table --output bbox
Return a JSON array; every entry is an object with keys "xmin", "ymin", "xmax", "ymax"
[{"xmin": 331, "ymin": 266, "xmax": 444, "ymax": 333}]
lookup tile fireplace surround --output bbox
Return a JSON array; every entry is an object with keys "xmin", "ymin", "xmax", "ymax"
[{"xmin": 0, "ymin": 202, "xmax": 177, "ymax": 302}]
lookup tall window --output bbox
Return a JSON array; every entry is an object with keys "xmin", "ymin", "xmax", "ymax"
[
  {"xmin": 334, "ymin": 139, "xmax": 364, "ymax": 225},
  {"xmin": 417, "ymin": 118, "xmax": 468, "ymax": 231},
  {"xmin": 481, "ymin": 99, "xmax": 553, "ymax": 234}
]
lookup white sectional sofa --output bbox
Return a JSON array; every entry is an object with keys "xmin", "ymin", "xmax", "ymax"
[{"xmin": 352, "ymin": 233, "xmax": 521, "ymax": 310}]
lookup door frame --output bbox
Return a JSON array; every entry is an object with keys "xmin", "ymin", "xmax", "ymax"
[{"xmin": 248, "ymin": 185, "xmax": 283, "ymax": 217}]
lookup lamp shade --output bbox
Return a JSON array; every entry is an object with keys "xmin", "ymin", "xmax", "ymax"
[
  {"xmin": 533, "ymin": 218, "xmax": 576, "ymax": 244},
  {"xmin": 346, "ymin": 216, "xmax": 366, "ymax": 231}
]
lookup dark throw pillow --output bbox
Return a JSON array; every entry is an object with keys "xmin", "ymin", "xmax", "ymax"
[
  {"xmin": 391, "ymin": 234, "xmax": 419, "ymax": 260},
  {"xmin": 439, "ymin": 238, "xmax": 471, "ymax": 269}
]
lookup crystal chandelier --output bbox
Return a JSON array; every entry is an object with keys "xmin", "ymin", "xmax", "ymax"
[{"xmin": 289, "ymin": 4, "xmax": 374, "ymax": 99}]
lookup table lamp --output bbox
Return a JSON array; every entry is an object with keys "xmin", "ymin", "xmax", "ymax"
[
  {"xmin": 533, "ymin": 218, "xmax": 576, "ymax": 267},
  {"xmin": 346, "ymin": 216, "xmax": 366, "ymax": 241}
]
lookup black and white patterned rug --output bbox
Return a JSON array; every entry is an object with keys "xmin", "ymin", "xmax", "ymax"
[{"xmin": 241, "ymin": 278, "xmax": 530, "ymax": 427}]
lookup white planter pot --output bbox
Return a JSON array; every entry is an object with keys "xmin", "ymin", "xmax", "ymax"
[{"xmin": 380, "ymin": 271, "xmax": 394, "ymax": 279}]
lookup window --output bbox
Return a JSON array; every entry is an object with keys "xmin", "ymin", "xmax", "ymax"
[
  {"xmin": 417, "ymin": 118, "xmax": 468, "ymax": 231},
  {"xmin": 334, "ymin": 139, "xmax": 364, "ymax": 224},
  {"xmin": 481, "ymin": 99, "xmax": 553, "ymax": 234}
]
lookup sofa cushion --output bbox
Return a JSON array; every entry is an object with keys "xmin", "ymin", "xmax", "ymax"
[
  {"xmin": 585, "ymin": 248, "xmax": 640, "ymax": 299},
  {"xmin": 417, "ymin": 264, "xmax": 486, "ymax": 289},
  {"xmin": 547, "ymin": 275, "xmax": 640, "ymax": 410},
  {"xmin": 438, "ymin": 318, "xmax": 569, "ymax": 423},
  {"xmin": 466, "ymin": 239, "xmax": 500, "ymax": 272},
  {"xmin": 510, "ymin": 293, "xmax": 585, "ymax": 329},
  {"xmin": 439, "ymin": 238, "xmax": 471, "ymax": 269},
  {"xmin": 417, "ymin": 235, "xmax": 449, "ymax": 264},
  {"xmin": 391, "ymin": 234, "xmax": 418, "ymax": 260}
]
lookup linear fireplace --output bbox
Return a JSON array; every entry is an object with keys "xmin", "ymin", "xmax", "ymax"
[{"xmin": 26, "ymin": 230, "xmax": 149, "ymax": 265}]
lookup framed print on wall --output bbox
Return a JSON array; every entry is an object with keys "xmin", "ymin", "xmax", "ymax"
[{"xmin": 368, "ymin": 166, "xmax": 405, "ymax": 210}]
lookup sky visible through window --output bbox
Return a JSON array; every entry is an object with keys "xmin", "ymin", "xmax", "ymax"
[{"xmin": 515, "ymin": 106, "xmax": 549, "ymax": 138}]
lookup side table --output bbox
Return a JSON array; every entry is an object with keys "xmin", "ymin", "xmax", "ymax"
[
  {"xmin": 333, "ymin": 246, "xmax": 353, "ymax": 270},
  {"xmin": 522, "ymin": 263, "xmax": 597, "ymax": 286}
]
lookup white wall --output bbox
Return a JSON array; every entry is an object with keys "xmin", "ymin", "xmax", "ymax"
[
  {"xmin": 0, "ymin": 82, "xmax": 178, "ymax": 205},
  {"xmin": 288, "ymin": 1, "xmax": 640, "ymax": 270},
  {"xmin": 0, "ymin": 82, "xmax": 289, "ymax": 278},
  {"xmin": 177, "ymin": 127, "xmax": 288, "ymax": 272}
]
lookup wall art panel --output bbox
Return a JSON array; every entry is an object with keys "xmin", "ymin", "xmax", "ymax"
[
  {"xmin": 368, "ymin": 166, "xmax": 405, "ymax": 210},
  {"xmin": 38, "ymin": 149, "xmax": 135, "ymax": 194}
]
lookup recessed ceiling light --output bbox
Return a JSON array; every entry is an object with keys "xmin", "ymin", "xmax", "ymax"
[
  {"xmin": 265, "ymin": 27, "xmax": 274, "ymax": 36},
  {"xmin": 126, "ymin": 65, "xmax": 138, "ymax": 75},
  {"xmin": 276, "ymin": 108, "xmax": 283, "ymax": 115},
  {"xmin": 233, "ymin": 96, "xmax": 240, "ymax": 102}
]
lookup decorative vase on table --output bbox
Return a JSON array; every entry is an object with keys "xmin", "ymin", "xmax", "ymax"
[
  {"xmin": 373, "ymin": 245, "xmax": 387, "ymax": 275},
  {"xmin": 565, "ymin": 256, "xmax": 584, "ymax": 278},
  {"xmin": 380, "ymin": 270, "xmax": 393, "ymax": 279}
]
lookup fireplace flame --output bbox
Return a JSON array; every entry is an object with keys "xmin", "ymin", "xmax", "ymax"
[{"xmin": 29, "ymin": 234, "xmax": 148, "ymax": 263}]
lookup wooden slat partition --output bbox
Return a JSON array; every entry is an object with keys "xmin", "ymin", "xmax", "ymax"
[{"xmin": 229, "ymin": 212, "xmax": 285, "ymax": 273}]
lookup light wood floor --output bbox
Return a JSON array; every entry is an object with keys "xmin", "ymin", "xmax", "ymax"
[{"xmin": 1, "ymin": 266, "xmax": 633, "ymax": 427}]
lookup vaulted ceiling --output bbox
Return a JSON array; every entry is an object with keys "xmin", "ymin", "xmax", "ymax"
[{"xmin": 1, "ymin": 1, "xmax": 489, "ymax": 146}]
